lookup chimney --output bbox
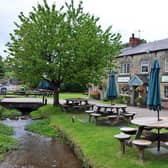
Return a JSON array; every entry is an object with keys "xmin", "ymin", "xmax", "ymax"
[{"xmin": 129, "ymin": 33, "xmax": 140, "ymax": 47}]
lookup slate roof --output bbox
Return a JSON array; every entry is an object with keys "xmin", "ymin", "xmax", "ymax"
[{"xmin": 119, "ymin": 38, "xmax": 168, "ymax": 57}]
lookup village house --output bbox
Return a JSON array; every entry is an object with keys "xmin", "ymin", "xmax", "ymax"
[{"xmin": 117, "ymin": 34, "xmax": 168, "ymax": 108}]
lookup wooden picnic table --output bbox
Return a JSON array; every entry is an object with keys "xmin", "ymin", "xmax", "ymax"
[
  {"xmin": 131, "ymin": 117, "xmax": 168, "ymax": 151},
  {"xmin": 65, "ymin": 98, "xmax": 88, "ymax": 106},
  {"xmin": 95, "ymin": 104, "xmax": 128, "ymax": 120},
  {"xmin": 64, "ymin": 98, "xmax": 93, "ymax": 112},
  {"xmin": 110, "ymin": 104, "xmax": 127, "ymax": 115},
  {"xmin": 86, "ymin": 104, "xmax": 134, "ymax": 124}
]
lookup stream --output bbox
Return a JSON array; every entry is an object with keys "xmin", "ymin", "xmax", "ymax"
[{"xmin": 0, "ymin": 117, "xmax": 82, "ymax": 168}]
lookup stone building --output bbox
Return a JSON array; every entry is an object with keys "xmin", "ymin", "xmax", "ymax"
[{"xmin": 117, "ymin": 34, "xmax": 168, "ymax": 108}]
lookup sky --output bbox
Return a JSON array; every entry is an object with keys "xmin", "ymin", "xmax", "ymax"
[{"xmin": 1, "ymin": 0, "xmax": 168, "ymax": 58}]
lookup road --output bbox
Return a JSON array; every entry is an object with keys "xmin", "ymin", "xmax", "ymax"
[{"xmin": 1, "ymin": 97, "xmax": 168, "ymax": 118}]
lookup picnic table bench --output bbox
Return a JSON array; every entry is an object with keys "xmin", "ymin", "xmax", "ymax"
[
  {"xmin": 63, "ymin": 98, "xmax": 93, "ymax": 112},
  {"xmin": 131, "ymin": 117, "xmax": 168, "ymax": 151},
  {"xmin": 85, "ymin": 104, "xmax": 135, "ymax": 124}
]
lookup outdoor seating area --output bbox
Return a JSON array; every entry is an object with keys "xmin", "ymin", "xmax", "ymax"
[
  {"xmin": 85, "ymin": 104, "xmax": 135, "ymax": 125},
  {"xmin": 114, "ymin": 131, "xmax": 151, "ymax": 162},
  {"xmin": 2, "ymin": 0, "xmax": 168, "ymax": 167},
  {"xmin": 63, "ymin": 98, "xmax": 93, "ymax": 112},
  {"xmin": 131, "ymin": 116, "xmax": 168, "ymax": 151},
  {"xmin": 113, "ymin": 116, "xmax": 168, "ymax": 162}
]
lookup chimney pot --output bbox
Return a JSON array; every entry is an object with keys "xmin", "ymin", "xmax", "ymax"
[
  {"xmin": 129, "ymin": 33, "xmax": 140, "ymax": 47},
  {"xmin": 132, "ymin": 33, "xmax": 135, "ymax": 38}
]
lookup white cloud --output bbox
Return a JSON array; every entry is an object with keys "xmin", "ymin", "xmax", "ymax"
[{"xmin": 1, "ymin": 0, "xmax": 168, "ymax": 57}]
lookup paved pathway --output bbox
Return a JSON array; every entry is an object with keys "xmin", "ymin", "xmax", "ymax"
[
  {"xmin": 84, "ymin": 99, "xmax": 168, "ymax": 118},
  {"xmin": 126, "ymin": 105, "xmax": 168, "ymax": 118},
  {"xmin": 1, "ymin": 97, "xmax": 168, "ymax": 118}
]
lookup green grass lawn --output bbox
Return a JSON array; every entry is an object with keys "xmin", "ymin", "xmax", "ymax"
[
  {"xmin": 0, "ymin": 123, "xmax": 18, "ymax": 160},
  {"xmin": 59, "ymin": 92, "xmax": 87, "ymax": 99},
  {"xmin": 27, "ymin": 105, "xmax": 168, "ymax": 168},
  {"xmin": 49, "ymin": 112, "xmax": 167, "ymax": 168}
]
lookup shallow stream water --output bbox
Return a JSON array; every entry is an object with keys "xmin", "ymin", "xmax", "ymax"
[{"xmin": 0, "ymin": 118, "xmax": 82, "ymax": 168}]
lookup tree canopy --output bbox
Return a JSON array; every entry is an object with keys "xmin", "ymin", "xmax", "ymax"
[
  {"xmin": 5, "ymin": 0, "xmax": 121, "ymax": 105},
  {"xmin": 0, "ymin": 56, "xmax": 5, "ymax": 79}
]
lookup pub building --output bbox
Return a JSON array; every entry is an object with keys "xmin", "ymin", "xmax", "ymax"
[{"xmin": 117, "ymin": 34, "xmax": 168, "ymax": 108}]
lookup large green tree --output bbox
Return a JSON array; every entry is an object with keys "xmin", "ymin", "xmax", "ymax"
[
  {"xmin": 0, "ymin": 56, "xmax": 5, "ymax": 79},
  {"xmin": 5, "ymin": 0, "xmax": 121, "ymax": 105}
]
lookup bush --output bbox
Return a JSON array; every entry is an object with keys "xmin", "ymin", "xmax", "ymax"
[
  {"xmin": 0, "ymin": 134, "xmax": 18, "ymax": 154},
  {"xmin": 25, "ymin": 119, "xmax": 58, "ymax": 138},
  {"xmin": 1, "ymin": 109, "xmax": 21, "ymax": 119},
  {"xmin": 110, "ymin": 95, "xmax": 130, "ymax": 104},
  {"xmin": 0, "ymin": 106, "xmax": 8, "ymax": 116},
  {"xmin": 90, "ymin": 90, "xmax": 100, "ymax": 100},
  {"xmin": 121, "ymin": 84, "xmax": 129, "ymax": 92},
  {"xmin": 29, "ymin": 110, "xmax": 41, "ymax": 119},
  {"xmin": 135, "ymin": 96, "xmax": 143, "ymax": 105},
  {"xmin": 135, "ymin": 86, "xmax": 144, "ymax": 93},
  {"xmin": 30, "ymin": 105, "xmax": 62, "ymax": 119},
  {"xmin": 114, "ymin": 96, "xmax": 125, "ymax": 104},
  {"xmin": 60, "ymin": 82, "xmax": 86, "ymax": 92},
  {"xmin": 122, "ymin": 95, "xmax": 130, "ymax": 104},
  {"xmin": 0, "ymin": 123, "xmax": 14, "ymax": 135}
]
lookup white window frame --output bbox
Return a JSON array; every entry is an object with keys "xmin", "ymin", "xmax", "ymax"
[
  {"xmin": 164, "ymin": 86, "xmax": 168, "ymax": 98},
  {"xmin": 120, "ymin": 63, "xmax": 130, "ymax": 74},
  {"xmin": 141, "ymin": 60, "xmax": 149, "ymax": 73},
  {"xmin": 165, "ymin": 58, "xmax": 168, "ymax": 72}
]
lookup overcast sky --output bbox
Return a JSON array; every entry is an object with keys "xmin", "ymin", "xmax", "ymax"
[{"xmin": 1, "ymin": 0, "xmax": 168, "ymax": 58}]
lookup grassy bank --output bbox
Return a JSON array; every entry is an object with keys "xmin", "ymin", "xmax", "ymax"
[
  {"xmin": 0, "ymin": 106, "xmax": 21, "ymax": 160},
  {"xmin": 59, "ymin": 92, "xmax": 87, "ymax": 99},
  {"xmin": 27, "ymin": 105, "xmax": 168, "ymax": 168},
  {"xmin": 0, "ymin": 123, "xmax": 18, "ymax": 160}
]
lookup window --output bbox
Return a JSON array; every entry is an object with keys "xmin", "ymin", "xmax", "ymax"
[
  {"xmin": 165, "ymin": 58, "xmax": 168, "ymax": 72},
  {"xmin": 141, "ymin": 60, "xmax": 149, "ymax": 73},
  {"xmin": 120, "ymin": 63, "xmax": 130, "ymax": 74},
  {"xmin": 164, "ymin": 86, "xmax": 168, "ymax": 98}
]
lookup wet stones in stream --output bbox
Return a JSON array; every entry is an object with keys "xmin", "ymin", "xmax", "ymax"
[{"xmin": 0, "ymin": 118, "xmax": 82, "ymax": 168}]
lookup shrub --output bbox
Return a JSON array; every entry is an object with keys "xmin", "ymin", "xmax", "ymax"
[
  {"xmin": 1, "ymin": 109, "xmax": 21, "ymax": 119},
  {"xmin": 121, "ymin": 84, "xmax": 129, "ymax": 91},
  {"xmin": 30, "ymin": 105, "xmax": 62, "ymax": 119},
  {"xmin": 25, "ymin": 119, "xmax": 57, "ymax": 138},
  {"xmin": 0, "ymin": 123, "xmax": 14, "ymax": 135},
  {"xmin": 114, "ymin": 96, "xmax": 125, "ymax": 104},
  {"xmin": 135, "ymin": 96, "xmax": 143, "ymax": 104},
  {"xmin": 86, "ymin": 83, "xmax": 92, "ymax": 88},
  {"xmin": 135, "ymin": 86, "xmax": 144, "ymax": 92},
  {"xmin": 98, "ymin": 83, "xmax": 103, "ymax": 90},
  {"xmin": 122, "ymin": 95, "xmax": 130, "ymax": 104},
  {"xmin": 0, "ymin": 106, "xmax": 8, "ymax": 116},
  {"xmin": 0, "ymin": 134, "xmax": 18, "ymax": 153},
  {"xmin": 29, "ymin": 110, "xmax": 41, "ymax": 119},
  {"xmin": 111, "ymin": 95, "xmax": 130, "ymax": 104},
  {"xmin": 90, "ymin": 90, "xmax": 100, "ymax": 100}
]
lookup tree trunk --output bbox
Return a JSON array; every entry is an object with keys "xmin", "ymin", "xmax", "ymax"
[{"xmin": 53, "ymin": 85, "xmax": 60, "ymax": 105}]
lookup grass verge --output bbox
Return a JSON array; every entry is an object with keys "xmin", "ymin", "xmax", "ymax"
[
  {"xmin": 27, "ymin": 105, "xmax": 168, "ymax": 168},
  {"xmin": 0, "ymin": 123, "xmax": 18, "ymax": 160}
]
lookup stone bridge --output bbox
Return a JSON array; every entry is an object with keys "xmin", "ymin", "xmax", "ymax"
[{"xmin": 0, "ymin": 98, "xmax": 46, "ymax": 111}]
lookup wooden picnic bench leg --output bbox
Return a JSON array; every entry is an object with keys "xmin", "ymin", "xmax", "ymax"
[
  {"xmin": 139, "ymin": 146, "xmax": 145, "ymax": 162},
  {"xmin": 114, "ymin": 134, "xmax": 131, "ymax": 155},
  {"xmin": 157, "ymin": 128, "xmax": 161, "ymax": 151},
  {"xmin": 89, "ymin": 115, "xmax": 92, "ymax": 123},
  {"xmin": 135, "ymin": 126, "xmax": 144, "ymax": 139},
  {"xmin": 95, "ymin": 116, "xmax": 99, "ymax": 125},
  {"xmin": 120, "ymin": 139, "xmax": 126, "ymax": 154}
]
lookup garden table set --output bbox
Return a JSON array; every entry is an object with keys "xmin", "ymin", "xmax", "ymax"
[
  {"xmin": 131, "ymin": 116, "xmax": 168, "ymax": 151},
  {"xmin": 63, "ymin": 98, "xmax": 93, "ymax": 112},
  {"xmin": 86, "ymin": 104, "xmax": 135, "ymax": 124}
]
